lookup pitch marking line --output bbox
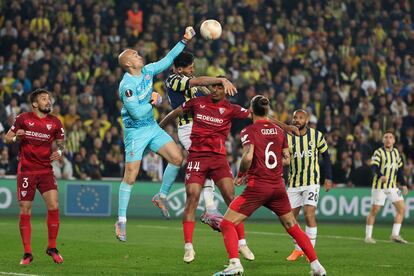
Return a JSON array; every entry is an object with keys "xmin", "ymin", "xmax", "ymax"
[
  {"xmin": 135, "ymin": 224, "xmax": 412, "ymax": 245},
  {"xmin": 0, "ymin": 272, "xmax": 43, "ymax": 276}
]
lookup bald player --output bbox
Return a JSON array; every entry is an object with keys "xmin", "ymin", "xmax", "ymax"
[
  {"xmin": 285, "ymin": 109, "xmax": 333, "ymax": 261},
  {"xmin": 115, "ymin": 27, "xmax": 196, "ymax": 242}
]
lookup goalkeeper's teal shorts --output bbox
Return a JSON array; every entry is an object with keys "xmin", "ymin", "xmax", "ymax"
[{"xmin": 123, "ymin": 123, "xmax": 173, "ymax": 162}]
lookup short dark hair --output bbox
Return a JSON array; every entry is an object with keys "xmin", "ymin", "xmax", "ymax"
[
  {"xmin": 29, "ymin": 88, "xmax": 51, "ymax": 104},
  {"xmin": 173, "ymin": 51, "xmax": 194, "ymax": 68},
  {"xmin": 384, "ymin": 129, "xmax": 395, "ymax": 136},
  {"xmin": 251, "ymin": 95, "xmax": 270, "ymax": 117}
]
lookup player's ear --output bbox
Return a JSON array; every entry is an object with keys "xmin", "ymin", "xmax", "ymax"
[{"xmin": 177, "ymin": 67, "xmax": 182, "ymax": 73}]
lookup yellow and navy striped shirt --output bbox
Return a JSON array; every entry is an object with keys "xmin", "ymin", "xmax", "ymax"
[
  {"xmin": 287, "ymin": 128, "xmax": 328, "ymax": 188},
  {"xmin": 371, "ymin": 147, "xmax": 403, "ymax": 189},
  {"xmin": 165, "ymin": 74, "xmax": 201, "ymax": 126}
]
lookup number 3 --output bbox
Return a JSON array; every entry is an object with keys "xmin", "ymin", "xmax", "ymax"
[{"xmin": 265, "ymin": 142, "xmax": 278, "ymax": 169}]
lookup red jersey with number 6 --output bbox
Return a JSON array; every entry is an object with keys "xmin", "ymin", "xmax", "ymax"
[
  {"xmin": 10, "ymin": 112, "xmax": 65, "ymax": 174},
  {"xmin": 240, "ymin": 120, "xmax": 287, "ymax": 188},
  {"xmin": 182, "ymin": 95, "xmax": 250, "ymax": 155}
]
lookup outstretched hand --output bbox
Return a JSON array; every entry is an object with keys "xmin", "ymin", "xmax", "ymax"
[
  {"xmin": 183, "ymin": 26, "xmax": 196, "ymax": 42},
  {"xmin": 221, "ymin": 78, "xmax": 238, "ymax": 96}
]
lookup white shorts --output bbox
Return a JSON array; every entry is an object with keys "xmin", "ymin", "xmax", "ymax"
[
  {"xmin": 371, "ymin": 188, "xmax": 404, "ymax": 206},
  {"xmin": 178, "ymin": 123, "xmax": 214, "ymax": 189},
  {"xmin": 178, "ymin": 123, "xmax": 192, "ymax": 151},
  {"xmin": 287, "ymin": 185, "xmax": 320, "ymax": 209}
]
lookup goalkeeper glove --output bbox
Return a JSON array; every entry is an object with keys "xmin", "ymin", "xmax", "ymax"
[
  {"xmin": 182, "ymin": 26, "xmax": 196, "ymax": 43},
  {"xmin": 150, "ymin": 92, "xmax": 162, "ymax": 107}
]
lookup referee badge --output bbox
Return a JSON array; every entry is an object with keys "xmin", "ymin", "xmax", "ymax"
[{"xmin": 125, "ymin": 89, "xmax": 133, "ymax": 97}]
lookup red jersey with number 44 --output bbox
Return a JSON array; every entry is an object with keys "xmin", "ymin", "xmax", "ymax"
[
  {"xmin": 182, "ymin": 95, "xmax": 250, "ymax": 155},
  {"xmin": 241, "ymin": 120, "xmax": 287, "ymax": 188},
  {"xmin": 11, "ymin": 112, "xmax": 65, "ymax": 174}
]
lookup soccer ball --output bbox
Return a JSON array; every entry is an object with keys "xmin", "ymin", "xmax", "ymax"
[{"xmin": 200, "ymin": 19, "xmax": 222, "ymax": 40}]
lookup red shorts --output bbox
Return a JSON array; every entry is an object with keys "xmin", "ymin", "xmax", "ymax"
[
  {"xmin": 185, "ymin": 153, "xmax": 233, "ymax": 185},
  {"xmin": 230, "ymin": 186, "xmax": 292, "ymax": 217},
  {"xmin": 17, "ymin": 173, "xmax": 58, "ymax": 201}
]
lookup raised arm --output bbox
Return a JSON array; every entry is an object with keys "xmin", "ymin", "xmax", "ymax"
[
  {"xmin": 145, "ymin": 27, "xmax": 195, "ymax": 75},
  {"xmin": 268, "ymin": 117, "xmax": 300, "ymax": 136},
  {"xmin": 159, "ymin": 106, "xmax": 185, "ymax": 128},
  {"xmin": 189, "ymin": 77, "xmax": 237, "ymax": 96}
]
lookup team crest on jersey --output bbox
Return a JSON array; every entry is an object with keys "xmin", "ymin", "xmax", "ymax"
[
  {"xmin": 145, "ymin": 74, "xmax": 151, "ymax": 80},
  {"xmin": 125, "ymin": 89, "xmax": 133, "ymax": 97},
  {"xmin": 21, "ymin": 191, "xmax": 27, "ymax": 197},
  {"xmin": 46, "ymin": 124, "xmax": 52, "ymax": 130},
  {"xmin": 185, "ymin": 173, "xmax": 191, "ymax": 180},
  {"xmin": 219, "ymin": 107, "xmax": 226, "ymax": 114}
]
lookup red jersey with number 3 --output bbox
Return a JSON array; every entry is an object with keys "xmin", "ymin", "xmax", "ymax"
[
  {"xmin": 11, "ymin": 112, "xmax": 65, "ymax": 174},
  {"xmin": 182, "ymin": 95, "xmax": 250, "ymax": 155},
  {"xmin": 240, "ymin": 120, "xmax": 287, "ymax": 188}
]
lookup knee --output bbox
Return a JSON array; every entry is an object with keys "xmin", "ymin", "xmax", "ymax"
[
  {"xmin": 19, "ymin": 204, "xmax": 32, "ymax": 215},
  {"xmin": 171, "ymin": 152, "xmax": 183, "ymax": 167},
  {"xmin": 48, "ymin": 202, "xmax": 59, "ymax": 210}
]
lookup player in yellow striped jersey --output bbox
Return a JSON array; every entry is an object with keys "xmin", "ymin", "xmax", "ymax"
[
  {"xmin": 152, "ymin": 51, "xmax": 237, "ymax": 227},
  {"xmin": 285, "ymin": 109, "xmax": 332, "ymax": 261},
  {"xmin": 365, "ymin": 130, "xmax": 408, "ymax": 244}
]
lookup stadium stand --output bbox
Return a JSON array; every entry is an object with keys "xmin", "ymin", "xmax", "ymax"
[{"xmin": 0, "ymin": 0, "xmax": 413, "ymax": 187}]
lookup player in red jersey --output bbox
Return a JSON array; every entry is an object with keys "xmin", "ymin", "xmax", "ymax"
[
  {"xmin": 159, "ymin": 82, "xmax": 256, "ymax": 263},
  {"xmin": 5, "ymin": 89, "xmax": 65, "ymax": 265},
  {"xmin": 213, "ymin": 95, "xmax": 327, "ymax": 276}
]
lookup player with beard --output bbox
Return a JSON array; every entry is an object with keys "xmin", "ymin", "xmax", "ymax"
[
  {"xmin": 213, "ymin": 96, "xmax": 326, "ymax": 276},
  {"xmin": 5, "ymin": 89, "xmax": 65, "ymax": 265},
  {"xmin": 285, "ymin": 109, "xmax": 332, "ymax": 261}
]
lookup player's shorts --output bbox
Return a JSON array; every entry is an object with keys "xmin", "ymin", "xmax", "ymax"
[
  {"xmin": 178, "ymin": 123, "xmax": 192, "ymax": 151},
  {"xmin": 371, "ymin": 188, "xmax": 404, "ymax": 206},
  {"xmin": 185, "ymin": 153, "xmax": 233, "ymax": 185},
  {"xmin": 287, "ymin": 185, "xmax": 320, "ymax": 209},
  {"xmin": 124, "ymin": 123, "xmax": 173, "ymax": 162},
  {"xmin": 17, "ymin": 173, "xmax": 57, "ymax": 201},
  {"xmin": 179, "ymin": 124, "xmax": 214, "ymax": 189},
  {"xmin": 230, "ymin": 186, "xmax": 291, "ymax": 217}
]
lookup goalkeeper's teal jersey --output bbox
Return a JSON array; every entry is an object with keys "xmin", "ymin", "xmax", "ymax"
[{"xmin": 119, "ymin": 41, "xmax": 186, "ymax": 129}]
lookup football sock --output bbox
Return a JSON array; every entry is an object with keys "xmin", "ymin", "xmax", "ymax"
[
  {"xmin": 47, "ymin": 209, "xmax": 59, "ymax": 249},
  {"xmin": 19, "ymin": 214, "xmax": 32, "ymax": 254},
  {"xmin": 221, "ymin": 219, "xmax": 239, "ymax": 259},
  {"xmin": 118, "ymin": 181, "xmax": 132, "ymax": 221},
  {"xmin": 310, "ymin": 259, "xmax": 323, "ymax": 271},
  {"xmin": 391, "ymin": 223, "xmax": 401, "ymax": 236},
  {"xmin": 294, "ymin": 240, "xmax": 302, "ymax": 251},
  {"xmin": 159, "ymin": 164, "xmax": 180, "ymax": 197},
  {"xmin": 365, "ymin": 225, "xmax": 373, "ymax": 238},
  {"xmin": 287, "ymin": 224, "xmax": 317, "ymax": 262},
  {"xmin": 235, "ymin": 221, "xmax": 245, "ymax": 240},
  {"xmin": 203, "ymin": 179, "xmax": 216, "ymax": 212},
  {"xmin": 306, "ymin": 226, "xmax": 317, "ymax": 247},
  {"xmin": 183, "ymin": 221, "xmax": 195, "ymax": 243}
]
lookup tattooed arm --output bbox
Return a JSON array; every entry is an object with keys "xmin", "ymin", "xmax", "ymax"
[{"xmin": 50, "ymin": 139, "xmax": 65, "ymax": 161}]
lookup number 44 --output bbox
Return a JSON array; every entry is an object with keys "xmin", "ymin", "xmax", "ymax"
[{"xmin": 187, "ymin": 161, "xmax": 200, "ymax": 172}]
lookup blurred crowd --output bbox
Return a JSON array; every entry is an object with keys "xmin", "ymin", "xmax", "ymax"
[{"xmin": 0, "ymin": 0, "xmax": 413, "ymax": 188}]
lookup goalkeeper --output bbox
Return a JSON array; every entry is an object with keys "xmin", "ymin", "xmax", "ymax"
[{"xmin": 115, "ymin": 27, "xmax": 195, "ymax": 242}]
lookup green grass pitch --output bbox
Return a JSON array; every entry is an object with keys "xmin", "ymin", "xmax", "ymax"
[{"xmin": 0, "ymin": 217, "xmax": 413, "ymax": 275}]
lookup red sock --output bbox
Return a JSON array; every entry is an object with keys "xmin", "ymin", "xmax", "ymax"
[
  {"xmin": 183, "ymin": 221, "xmax": 195, "ymax": 243},
  {"xmin": 19, "ymin": 214, "xmax": 32, "ymax": 253},
  {"xmin": 220, "ymin": 219, "xmax": 239, "ymax": 259},
  {"xmin": 235, "ymin": 221, "xmax": 245, "ymax": 240},
  {"xmin": 287, "ymin": 224, "xmax": 317, "ymax": 262},
  {"xmin": 47, "ymin": 209, "xmax": 60, "ymax": 249}
]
